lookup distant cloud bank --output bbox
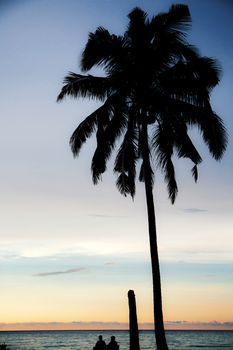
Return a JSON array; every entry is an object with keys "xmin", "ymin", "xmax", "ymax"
[{"xmin": 0, "ymin": 321, "xmax": 232, "ymax": 331}]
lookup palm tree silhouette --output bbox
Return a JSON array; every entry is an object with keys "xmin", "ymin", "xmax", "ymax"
[{"xmin": 58, "ymin": 5, "xmax": 227, "ymax": 350}]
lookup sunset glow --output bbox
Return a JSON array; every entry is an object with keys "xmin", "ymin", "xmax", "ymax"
[{"xmin": 0, "ymin": 0, "xmax": 232, "ymax": 332}]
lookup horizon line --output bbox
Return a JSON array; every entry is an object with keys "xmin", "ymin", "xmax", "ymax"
[
  {"xmin": 1, "ymin": 329, "xmax": 233, "ymax": 332},
  {"xmin": 1, "ymin": 321, "xmax": 233, "ymax": 331}
]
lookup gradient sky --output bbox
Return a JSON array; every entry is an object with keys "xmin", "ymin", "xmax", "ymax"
[{"xmin": 0, "ymin": 0, "xmax": 232, "ymax": 330}]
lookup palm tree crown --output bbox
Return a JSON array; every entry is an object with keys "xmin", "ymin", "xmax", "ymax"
[{"xmin": 57, "ymin": 5, "xmax": 227, "ymax": 203}]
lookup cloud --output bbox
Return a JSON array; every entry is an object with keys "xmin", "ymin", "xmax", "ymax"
[
  {"xmin": 34, "ymin": 267, "xmax": 87, "ymax": 277},
  {"xmin": 163, "ymin": 321, "xmax": 233, "ymax": 330},
  {"xmin": 1, "ymin": 253, "xmax": 21, "ymax": 260},
  {"xmin": 166, "ymin": 321, "xmax": 188, "ymax": 325},
  {"xmin": 207, "ymin": 321, "xmax": 233, "ymax": 327},
  {"xmin": 87, "ymin": 214, "xmax": 127, "ymax": 218},
  {"xmin": 105, "ymin": 262, "xmax": 116, "ymax": 265},
  {"xmin": 0, "ymin": 321, "xmax": 233, "ymax": 331},
  {"xmin": 183, "ymin": 208, "xmax": 207, "ymax": 213}
]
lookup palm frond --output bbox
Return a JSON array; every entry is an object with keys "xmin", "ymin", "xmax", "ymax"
[
  {"xmin": 160, "ymin": 57, "xmax": 221, "ymax": 103},
  {"xmin": 69, "ymin": 104, "xmax": 108, "ymax": 157},
  {"xmin": 137, "ymin": 125, "xmax": 154, "ymax": 186},
  {"xmin": 154, "ymin": 107, "xmax": 202, "ymax": 185},
  {"xmin": 150, "ymin": 4, "xmax": 191, "ymax": 39},
  {"xmin": 167, "ymin": 4, "xmax": 191, "ymax": 30},
  {"xmin": 138, "ymin": 161, "xmax": 154, "ymax": 187},
  {"xmin": 178, "ymin": 100, "xmax": 227, "ymax": 161},
  {"xmin": 91, "ymin": 97, "xmax": 128, "ymax": 184},
  {"xmin": 114, "ymin": 121, "xmax": 138, "ymax": 197},
  {"xmin": 198, "ymin": 110, "xmax": 228, "ymax": 160},
  {"xmin": 81, "ymin": 27, "xmax": 126, "ymax": 72},
  {"xmin": 171, "ymin": 119, "xmax": 202, "ymax": 165},
  {"xmin": 192, "ymin": 57, "xmax": 221, "ymax": 89},
  {"xmin": 147, "ymin": 5, "xmax": 193, "ymax": 73},
  {"xmin": 152, "ymin": 125, "xmax": 178, "ymax": 203},
  {"xmin": 164, "ymin": 157, "xmax": 177, "ymax": 204},
  {"xmin": 147, "ymin": 9, "xmax": 191, "ymax": 75},
  {"xmin": 116, "ymin": 173, "xmax": 134, "ymax": 198},
  {"xmin": 114, "ymin": 125, "xmax": 138, "ymax": 173},
  {"xmin": 57, "ymin": 73, "xmax": 110, "ymax": 102},
  {"xmin": 191, "ymin": 164, "xmax": 198, "ymax": 182},
  {"xmin": 169, "ymin": 100, "xmax": 227, "ymax": 160}
]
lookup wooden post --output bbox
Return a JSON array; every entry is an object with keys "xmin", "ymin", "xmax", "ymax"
[{"xmin": 128, "ymin": 290, "xmax": 140, "ymax": 350}]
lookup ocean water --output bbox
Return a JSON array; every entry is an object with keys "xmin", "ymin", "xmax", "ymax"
[{"xmin": 0, "ymin": 330, "xmax": 233, "ymax": 350}]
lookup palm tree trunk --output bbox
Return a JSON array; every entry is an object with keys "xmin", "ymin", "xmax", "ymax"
[
  {"xmin": 128, "ymin": 290, "xmax": 140, "ymax": 350},
  {"xmin": 141, "ymin": 122, "xmax": 169, "ymax": 350}
]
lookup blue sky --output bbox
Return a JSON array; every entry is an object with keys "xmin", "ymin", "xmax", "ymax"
[{"xmin": 0, "ymin": 0, "xmax": 232, "ymax": 328}]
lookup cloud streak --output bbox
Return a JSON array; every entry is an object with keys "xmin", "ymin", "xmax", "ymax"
[
  {"xmin": 34, "ymin": 267, "xmax": 87, "ymax": 277},
  {"xmin": 87, "ymin": 214, "xmax": 127, "ymax": 218},
  {"xmin": 183, "ymin": 208, "xmax": 207, "ymax": 213}
]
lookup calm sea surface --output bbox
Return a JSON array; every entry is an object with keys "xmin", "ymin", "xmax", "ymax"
[{"xmin": 0, "ymin": 330, "xmax": 233, "ymax": 350}]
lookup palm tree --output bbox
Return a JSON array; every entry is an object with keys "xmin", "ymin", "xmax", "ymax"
[{"xmin": 57, "ymin": 4, "xmax": 227, "ymax": 350}]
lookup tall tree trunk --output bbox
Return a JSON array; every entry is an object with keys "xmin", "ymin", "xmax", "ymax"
[
  {"xmin": 141, "ymin": 122, "xmax": 169, "ymax": 350},
  {"xmin": 128, "ymin": 290, "xmax": 140, "ymax": 350}
]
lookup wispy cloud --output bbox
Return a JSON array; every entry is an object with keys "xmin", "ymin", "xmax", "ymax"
[
  {"xmin": 87, "ymin": 214, "xmax": 127, "ymax": 218},
  {"xmin": 105, "ymin": 262, "xmax": 116, "ymax": 265},
  {"xmin": 183, "ymin": 208, "xmax": 207, "ymax": 213},
  {"xmin": 34, "ymin": 267, "xmax": 87, "ymax": 277}
]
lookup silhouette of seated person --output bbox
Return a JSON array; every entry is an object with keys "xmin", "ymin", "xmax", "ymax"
[
  {"xmin": 93, "ymin": 335, "xmax": 106, "ymax": 350},
  {"xmin": 107, "ymin": 336, "xmax": 119, "ymax": 350}
]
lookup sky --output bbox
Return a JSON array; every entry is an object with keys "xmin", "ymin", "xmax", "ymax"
[{"xmin": 0, "ymin": 0, "xmax": 232, "ymax": 331}]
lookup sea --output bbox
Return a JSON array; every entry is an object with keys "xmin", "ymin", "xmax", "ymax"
[{"xmin": 0, "ymin": 330, "xmax": 233, "ymax": 350}]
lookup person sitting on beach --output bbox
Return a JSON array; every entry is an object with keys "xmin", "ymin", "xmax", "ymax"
[
  {"xmin": 0, "ymin": 344, "xmax": 7, "ymax": 350},
  {"xmin": 107, "ymin": 336, "xmax": 119, "ymax": 350},
  {"xmin": 93, "ymin": 335, "xmax": 106, "ymax": 350}
]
